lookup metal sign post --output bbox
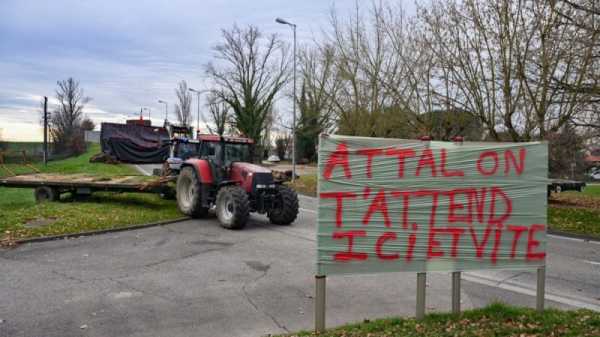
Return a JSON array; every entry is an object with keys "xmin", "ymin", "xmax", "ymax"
[
  {"xmin": 315, "ymin": 275, "xmax": 326, "ymax": 332},
  {"xmin": 451, "ymin": 272, "xmax": 461, "ymax": 314},
  {"xmin": 416, "ymin": 273, "xmax": 426, "ymax": 320},
  {"xmin": 43, "ymin": 96, "xmax": 48, "ymax": 166},
  {"xmin": 536, "ymin": 265, "xmax": 546, "ymax": 312}
]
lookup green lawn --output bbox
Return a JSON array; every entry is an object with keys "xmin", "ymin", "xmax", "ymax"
[
  {"xmin": 0, "ymin": 144, "xmax": 181, "ymax": 244},
  {"xmin": 549, "ymin": 187, "xmax": 600, "ymax": 238},
  {"xmin": 280, "ymin": 303, "xmax": 600, "ymax": 337},
  {"xmin": 1, "ymin": 143, "xmax": 136, "ymax": 177},
  {"xmin": 549, "ymin": 207, "xmax": 600, "ymax": 237},
  {"xmin": 290, "ymin": 174, "xmax": 318, "ymax": 197},
  {"xmin": 582, "ymin": 184, "xmax": 600, "ymax": 197}
]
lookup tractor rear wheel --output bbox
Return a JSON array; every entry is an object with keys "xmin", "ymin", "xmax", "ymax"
[
  {"xmin": 216, "ymin": 185, "xmax": 249, "ymax": 230},
  {"xmin": 268, "ymin": 185, "xmax": 299, "ymax": 225},
  {"xmin": 176, "ymin": 167, "xmax": 208, "ymax": 218}
]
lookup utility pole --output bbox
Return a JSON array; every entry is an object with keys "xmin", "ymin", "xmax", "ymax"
[{"xmin": 43, "ymin": 96, "xmax": 48, "ymax": 166}]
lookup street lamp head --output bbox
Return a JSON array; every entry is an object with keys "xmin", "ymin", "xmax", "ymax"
[
  {"xmin": 189, "ymin": 88, "xmax": 197, "ymax": 93},
  {"xmin": 158, "ymin": 99, "xmax": 166, "ymax": 104},
  {"xmin": 276, "ymin": 17, "xmax": 295, "ymax": 26}
]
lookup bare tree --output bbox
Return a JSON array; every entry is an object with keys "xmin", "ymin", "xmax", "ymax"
[
  {"xmin": 295, "ymin": 45, "xmax": 339, "ymax": 160},
  {"xmin": 417, "ymin": 0, "xmax": 597, "ymax": 141},
  {"xmin": 50, "ymin": 78, "xmax": 91, "ymax": 155},
  {"xmin": 174, "ymin": 80, "xmax": 193, "ymax": 127},
  {"xmin": 205, "ymin": 24, "xmax": 289, "ymax": 159},
  {"xmin": 275, "ymin": 133, "xmax": 291, "ymax": 160},
  {"xmin": 81, "ymin": 117, "xmax": 95, "ymax": 131},
  {"xmin": 321, "ymin": 3, "xmax": 431, "ymax": 138},
  {"xmin": 556, "ymin": 0, "xmax": 600, "ymax": 130},
  {"xmin": 205, "ymin": 93, "xmax": 230, "ymax": 136},
  {"xmin": 324, "ymin": 3, "xmax": 395, "ymax": 136}
]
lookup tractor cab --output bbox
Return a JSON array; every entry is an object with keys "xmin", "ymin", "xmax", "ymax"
[{"xmin": 197, "ymin": 133, "xmax": 253, "ymax": 170}]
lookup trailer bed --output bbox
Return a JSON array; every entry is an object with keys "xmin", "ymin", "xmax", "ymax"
[{"xmin": 0, "ymin": 173, "xmax": 169, "ymax": 193}]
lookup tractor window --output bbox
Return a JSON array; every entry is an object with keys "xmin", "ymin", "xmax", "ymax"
[
  {"xmin": 176, "ymin": 143, "xmax": 200, "ymax": 160},
  {"xmin": 224, "ymin": 143, "xmax": 251, "ymax": 165},
  {"xmin": 202, "ymin": 142, "xmax": 217, "ymax": 158}
]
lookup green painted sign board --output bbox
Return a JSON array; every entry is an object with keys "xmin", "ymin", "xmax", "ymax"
[{"xmin": 316, "ymin": 134, "xmax": 548, "ymax": 275}]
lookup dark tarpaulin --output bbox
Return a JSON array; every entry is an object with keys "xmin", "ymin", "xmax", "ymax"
[{"xmin": 100, "ymin": 123, "xmax": 169, "ymax": 164}]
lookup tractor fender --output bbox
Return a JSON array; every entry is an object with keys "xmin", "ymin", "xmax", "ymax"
[{"xmin": 180, "ymin": 158, "xmax": 213, "ymax": 184}]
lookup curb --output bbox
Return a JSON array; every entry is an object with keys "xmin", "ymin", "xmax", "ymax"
[
  {"xmin": 548, "ymin": 229, "xmax": 600, "ymax": 243},
  {"xmin": 15, "ymin": 217, "xmax": 190, "ymax": 245}
]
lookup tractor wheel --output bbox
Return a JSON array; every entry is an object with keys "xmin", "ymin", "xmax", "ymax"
[
  {"xmin": 176, "ymin": 167, "xmax": 208, "ymax": 218},
  {"xmin": 34, "ymin": 186, "xmax": 59, "ymax": 203},
  {"xmin": 268, "ymin": 185, "xmax": 299, "ymax": 225},
  {"xmin": 216, "ymin": 185, "xmax": 249, "ymax": 230}
]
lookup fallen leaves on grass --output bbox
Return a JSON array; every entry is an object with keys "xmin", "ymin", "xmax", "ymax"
[
  {"xmin": 550, "ymin": 192, "xmax": 600, "ymax": 209},
  {"xmin": 280, "ymin": 303, "xmax": 600, "ymax": 337}
]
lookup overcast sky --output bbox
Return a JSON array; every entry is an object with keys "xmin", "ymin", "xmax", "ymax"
[{"xmin": 0, "ymin": 0, "xmax": 415, "ymax": 141}]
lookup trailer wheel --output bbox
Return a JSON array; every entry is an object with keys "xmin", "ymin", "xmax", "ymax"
[
  {"xmin": 268, "ymin": 185, "xmax": 299, "ymax": 225},
  {"xmin": 159, "ymin": 187, "xmax": 176, "ymax": 200},
  {"xmin": 176, "ymin": 167, "xmax": 208, "ymax": 218},
  {"xmin": 34, "ymin": 186, "xmax": 59, "ymax": 202},
  {"xmin": 216, "ymin": 185, "xmax": 249, "ymax": 230}
]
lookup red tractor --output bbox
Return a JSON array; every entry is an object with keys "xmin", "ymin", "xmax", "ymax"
[{"xmin": 174, "ymin": 134, "xmax": 299, "ymax": 229}]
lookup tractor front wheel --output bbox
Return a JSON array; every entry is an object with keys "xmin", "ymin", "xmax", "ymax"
[
  {"xmin": 216, "ymin": 185, "xmax": 250, "ymax": 230},
  {"xmin": 268, "ymin": 185, "xmax": 299, "ymax": 225},
  {"xmin": 176, "ymin": 167, "xmax": 208, "ymax": 218}
]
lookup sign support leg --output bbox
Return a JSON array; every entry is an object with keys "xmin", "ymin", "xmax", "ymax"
[
  {"xmin": 416, "ymin": 272, "xmax": 426, "ymax": 320},
  {"xmin": 451, "ymin": 271, "xmax": 461, "ymax": 314},
  {"xmin": 536, "ymin": 266, "xmax": 545, "ymax": 312},
  {"xmin": 315, "ymin": 275, "xmax": 326, "ymax": 332}
]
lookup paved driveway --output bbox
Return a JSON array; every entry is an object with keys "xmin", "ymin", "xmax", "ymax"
[{"xmin": 1, "ymin": 195, "xmax": 599, "ymax": 337}]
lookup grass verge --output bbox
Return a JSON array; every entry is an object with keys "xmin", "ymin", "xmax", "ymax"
[
  {"xmin": 279, "ymin": 303, "xmax": 600, "ymax": 337},
  {"xmin": 0, "ymin": 144, "xmax": 180, "ymax": 244},
  {"xmin": 290, "ymin": 174, "xmax": 317, "ymax": 197}
]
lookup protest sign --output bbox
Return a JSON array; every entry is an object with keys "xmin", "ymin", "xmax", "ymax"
[{"xmin": 316, "ymin": 134, "xmax": 548, "ymax": 275}]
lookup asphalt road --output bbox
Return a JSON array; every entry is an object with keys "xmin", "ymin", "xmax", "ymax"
[{"xmin": 1, "ymin": 193, "xmax": 599, "ymax": 337}]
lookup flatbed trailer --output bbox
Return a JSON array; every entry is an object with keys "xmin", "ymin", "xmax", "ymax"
[
  {"xmin": 0, "ymin": 173, "xmax": 174, "ymax": 202},
  {"xmin": 548, "ymin": 179, "xmax": 586, "ymax": 197}
]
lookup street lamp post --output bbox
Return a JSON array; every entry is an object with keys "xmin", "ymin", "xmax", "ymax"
[
  {"xmin": 189, "ymin": 88, "xmax": 206, "ymax": 138},
  {"xmin": 157, "ymin": 100, "xmax": 168, "ymax": 124},
  {"xmin": 276, "ymin": 17, "xmax": 297, "ymax": 182},
  {"xmin": 142, "ymin": 107, "xmax": 151, "ymax": 120}
]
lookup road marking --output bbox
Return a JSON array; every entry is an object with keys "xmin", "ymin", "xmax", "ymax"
[
  {"xmin": 298, "ymin": 194, "xmax": 316, "ymax": 200},
  {"xmin": 463, "ymin": 272, "xmax": 600, "ymax": 311},
  {"xmin": 548, "ymin": 234, "xmax": 600, "ymax": 245},
  {"xmin": 299, "ymin": 208, "xmax": 317, "ymax": 214},
  {"xmin": 583, "ymin": 260, "xmax": 600, "ymax": 266},
  {"xmin": 135, "ymin": 165, "xmax": 152, "ymax": 176}
]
